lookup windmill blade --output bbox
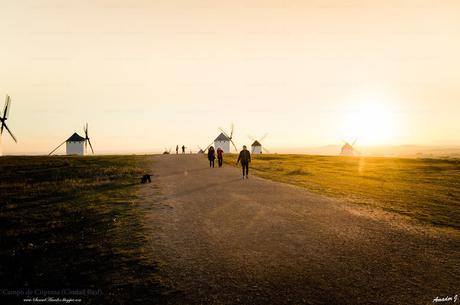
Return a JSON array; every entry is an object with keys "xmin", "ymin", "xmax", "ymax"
[
  {"xmin": 248, "ymin": 134, "xmax": 256, "ymax": 142},
  {"xmin": 87, "ymin": 138, "xmax": 94, "ymax": 154},
  {"xmin": 260, "ymin": 133, "xmax": 268, "ymax": 142},
  {"xmin": 48, "ymin": 139, "xmax": 66, "ymax": 155},
  {"xmin": 230, "ymin": 139, "xmax": 238, "ymax": 152},
  {"xmin": 352, "ymin": 138, "xmax": 357, "ymax": 146},
  {"xmin": 2, "ymin": 123, "xmax": 17, "ymax": 143},
  {"xmin": 205, "ymin": 141, "xmax": 214, "ymax": 151},
  {"xmin": 262, "ymin": 147, "xmax": 270, "ymax": 154},
  {"xmin": 230, "ymin": 123, "xmax": 234, "ymax": 139},
  {"xmin": 0, "ymin": 121, "xmax": 4, "ymax": 134},
  {"xmin": 3, "ymin": 95, "xmax": 10, "ymax": 118}
]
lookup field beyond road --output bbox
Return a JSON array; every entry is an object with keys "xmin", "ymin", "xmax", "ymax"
[
  {"xmin": 143, "ymin": 154, "xmax": 458, "ymax": 305},
  {"xmin": 224, "ymin": 154, "xmax": 460, "ymax": 229}
]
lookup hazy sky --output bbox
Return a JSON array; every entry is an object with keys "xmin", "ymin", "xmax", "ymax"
[{"xmin": 0, "ymin": 0, "xmax": 459, "ymax": 154}]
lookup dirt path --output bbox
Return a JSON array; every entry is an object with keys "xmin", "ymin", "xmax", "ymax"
[{"xmin": 139, "ymin": 155, "xmax": 459, "ymax": 305}]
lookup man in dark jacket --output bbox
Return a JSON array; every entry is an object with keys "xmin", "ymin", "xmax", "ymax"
[
  {"xmin": 208, "ymin": 146, "xmax": 216, "ymax": 168},
  {"xmin": 236, "ymin": 145, "xmax": 251, "ymax": 179}
]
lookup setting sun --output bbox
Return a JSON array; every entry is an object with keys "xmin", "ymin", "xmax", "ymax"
[{"xmin": 342, "ymin": 98, "xmax": 396, "ymax": 146}]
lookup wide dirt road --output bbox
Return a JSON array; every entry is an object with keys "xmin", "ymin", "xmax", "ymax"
[{"xmin": 140, "ymin": 154, "xmax": 459, "ymax": 305}]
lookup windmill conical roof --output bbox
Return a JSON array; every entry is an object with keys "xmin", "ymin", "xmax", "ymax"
[
  {"xmin": 66, "ymin": 132, "xmax": 85, "ymax": 142},
  {"xmin": 214, "ymin": 133, "xmax": 230, "ymax": 141},
  {"xmin": 251, "ymin": 140, "xmax": 262, "ymax": 147}
]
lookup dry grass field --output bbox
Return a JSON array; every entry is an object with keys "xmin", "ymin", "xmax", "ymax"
[{"xmin": 224, "ymin": 154, "xmax": 460, "ymax": 229}]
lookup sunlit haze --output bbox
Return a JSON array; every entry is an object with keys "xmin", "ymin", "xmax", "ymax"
[{"xmin": 1, "ymin": 0, "xmax": 459, "ymax": 155}]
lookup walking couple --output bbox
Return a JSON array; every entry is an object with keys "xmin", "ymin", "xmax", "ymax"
[{"xmin": 207, "ymin": 146, "xmax": 224, "ymax": 168}]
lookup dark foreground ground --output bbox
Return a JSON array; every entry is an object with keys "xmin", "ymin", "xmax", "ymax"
[
  {"xmin": 1, "ymin": 155, "xmax": 459, "ymax": 305},
  {"xmin": 0, "ymin": 156, "xmax": 167, "ymax": 304}
]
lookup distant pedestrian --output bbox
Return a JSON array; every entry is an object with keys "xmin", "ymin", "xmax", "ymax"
[
  {"xmin": 182, "ymin": 145, "xmax": 185, "ymax": 154},
  {"xmin": 236, "ymin": 145, "xmax": 251, "ymax": 179},
  {"xmin": 208, "ymin": 146, "xmax": 216, "ymax": 168},
  {"xmin": 217, "ymin": 147, "xmax": 224, "ymax": 167},
  {"xmin": 176, "ymin": 145, "xmax": 179, "ymax": 154}
]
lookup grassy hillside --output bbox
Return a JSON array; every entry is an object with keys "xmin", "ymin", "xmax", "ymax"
[
  {"xmin": 0, "ymin": 156, "xmax": 169, "ymax": 304},
  {"xmin": 224, "ymin": 154, "xmax": 460, "ymax": 229}
]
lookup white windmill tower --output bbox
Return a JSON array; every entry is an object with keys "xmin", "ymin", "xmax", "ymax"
[
  {"xmin": 340, "ymin": 139, "xmax": 357, "ymax": 156},
  {"xmin": 0, "ymin": 95, "xmax": 18, "ymax": 156},
  {"xmin": 49, "ymin": 123, "xmax": 94, "ymax": 156},
  {"xmin": 248, "ymin": 133, "xmax": 269, "ymax": 154},
  {"xmin": 214, "ymin": 123, "xmax": 237, "ymax": 153}
]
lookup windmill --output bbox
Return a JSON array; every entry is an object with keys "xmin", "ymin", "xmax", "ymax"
[
  {"xmin": 0, "ymin": 95, "xmax": 18, "ymax": 155},
  {"xmin": 0, "ymin": 95, "xmax": 17, "ymax": 156},
  {"xmin": 197, "ymin": 146, "xmax": 205, "ymax": 154},
  {"xmin": 49, "ymin": 123, "xmax": 94, "ymax": 156},
  {"xmin": 248, "ymin": 133, "xmax": 269, "ymax": 154},
  {"xmin": 340, "ymin": 139, "xmax": 357, "ymax": 156},
  {"xmin": 214, "ymin": 123, "xmax": 237, "ymax": 153},
  {"xmin": 163, "ymin": 147, "xmax": 171, "ymax": 154}
]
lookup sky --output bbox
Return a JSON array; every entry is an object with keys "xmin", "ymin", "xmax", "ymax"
[{"xmin": 0, "ymin": 0, "xmax": 459, "ymax": 154}]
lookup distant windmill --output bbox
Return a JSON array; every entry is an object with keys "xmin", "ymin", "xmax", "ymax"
[
  {"xmin": 340, "ymin": 139, "xmax": 357, "ymax": 156},
  {"xmin": 197, "ymin": 141, "xmax": 216, "ymax": 154},
  {"xmin": 163, "ymin": 147, "xmax": 171, "ymax": 154},
  {"xmin": 0, "ymin": 94, "xmax": 17, "ymax": 145},
  {"xmin": 197, "ymin": 146, "xmax": 205, "ymax": 154},
  {"xmin": 248, "ymin": 133, "xmax": 269, "ymax": 154},
  {"xmin": 49, "ymin": 123, "xmax": 94, "ymax": 156},
  {"xmin": 214, "ymin": 123, "xmax": 237, "ymax": 153}
]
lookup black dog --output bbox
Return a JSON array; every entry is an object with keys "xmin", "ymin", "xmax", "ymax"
[{"xmin": 141, "ymin": 174, "xmax": 152, "ymax": 184}]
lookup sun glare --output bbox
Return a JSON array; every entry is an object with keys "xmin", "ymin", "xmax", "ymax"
[{"xmin": 342, "ymin": 98, "xmax": 396, "ymax": 146}]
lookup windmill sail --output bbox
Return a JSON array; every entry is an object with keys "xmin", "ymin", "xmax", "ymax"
[
  {"xmin": 48, "ymin": 140, "xmax": 67, "ymax": 155},
  {"xmin": 83, "ymin": 123, "xmax": 94, "ymax": 154},
  {"xmin": 0, "ymin": 95, "xmax": 17, "ymax": 143}
]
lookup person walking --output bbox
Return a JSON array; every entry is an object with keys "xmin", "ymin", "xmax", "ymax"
[
  {"xmin": 208, "ymin": 146, "xmax": 216, "ymax": 168},
  {"xmin": 182, "ymin": 145, "xmax": 185, "ymax": 154},
  {"xmin": 217, "ymin": 147, "xmax": 224, "ymax": 167},
  {"xmin": 176, "ymin": 145, "xmax": 179, "ymax": 154},
  {"xmin": 236, "ymin": 145, "xmax": 251, "ymax": 179}
]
